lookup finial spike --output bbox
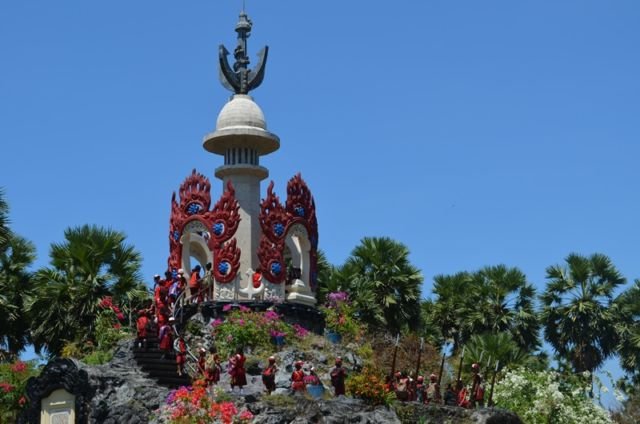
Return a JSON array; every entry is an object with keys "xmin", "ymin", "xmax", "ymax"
[{"xmin": 219, "ymin": 10, "xmax": 269, "ymax": 94}]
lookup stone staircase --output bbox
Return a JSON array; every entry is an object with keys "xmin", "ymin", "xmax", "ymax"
[{"xmin": 132, "ymin": 330, "xmax": 192, "ymax": 388}]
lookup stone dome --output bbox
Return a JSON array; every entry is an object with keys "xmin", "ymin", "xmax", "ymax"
[{"xmin": 216, "ymin": 94, "xmax": 266, "ymax": 130}]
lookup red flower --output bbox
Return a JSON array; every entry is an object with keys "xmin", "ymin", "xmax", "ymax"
[
  {"xmin": 19, "ymin": 396, "xmax": 26, "ymax": 406},
  {"xmin": 0, "ymin": 381, "xmax": 14, "ymax": 393},
  {"xmin": 99, "ymin": 297, "xmax": 114, "ymax": 309},
  {"xmin": 116, "ymin": 313, "xmax": 125, "ymax": 321},
  {"xmin": 10, "ymin": 361, "xmax": 27, "ymax": 373},
  {"xmin": 113, "ymin": 323, "xmax": 122, "ymax": 330}
]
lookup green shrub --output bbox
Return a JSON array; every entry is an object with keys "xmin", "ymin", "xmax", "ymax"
[{"xmin": 82, "ymin": 349, "xmax": 113, "ymax": 365}]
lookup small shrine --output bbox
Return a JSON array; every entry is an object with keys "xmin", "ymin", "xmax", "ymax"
[{"xmin": 167, "ymin": 11, "xmax": 319, "ymax": 307}]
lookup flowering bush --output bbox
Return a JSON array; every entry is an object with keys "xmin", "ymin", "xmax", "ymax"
[
  {"xmin": 321, "ymin": 292, "xmax": 360, "ymax": 339},
  {"xmin": 0, "ymin": 360, "xmax": 39, "ymax": 423},
  {"xmin": 346, "ymin": 366, "xmax": 394, "ymax": 406},
  {"xmin": 494, "ymin": 368, "xmax": 612, "ymax": 424},
  {"xmin": 293, "ymin": 324, "xmax": 310, "ymax": 338},
  {"xmin": 155, "ymin": 379, "xmax": 253, "ymax": 423},
  {"xmin": 212, "ymin": 308, "xmax": 295, "ymax": 358}
]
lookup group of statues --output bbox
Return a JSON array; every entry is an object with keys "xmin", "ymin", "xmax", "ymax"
[
  {"xmin": 194, "ymin": 346, "xmax": 347, "ymax": 397},
  {"xmin": 389, "ymin": 363, "xmax": 485, "ymax": 408}
]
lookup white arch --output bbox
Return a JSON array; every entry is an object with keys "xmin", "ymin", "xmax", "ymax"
[{"xmin": 284, "ymin": 223, "xmax": 316, "ymax": 306}]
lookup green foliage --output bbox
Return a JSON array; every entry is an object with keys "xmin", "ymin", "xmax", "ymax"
[
  {"xmin": 463, "ymin": 333, "xmax": 545, "ymax": 376},
  {"xmin": 427, "ymin": 266, "xmax": 539, "ymax": 353},
  {"xmin": 615, "ymin": 279, "xmax": 640, "ymax": 384},
  {"xmin": 494, "ymin": 368, "xmax": 612, "ymax": 424},
  {"xmin": 613, "ymin": 382, "xmax": 640, "ymax": 424},
  {"xmin": 320, "ymin": 294, "xmax": 360, "ymax": 340},
  {"xmin": 541, "ymin": 253, "xmax": 625, "ymax": 374},
  {"xmin": 340, "ymin": 237, "xmax": 423, "ymax": 334},
  {"xmin": 27, "ymin": 224, "xmax": 149, "ymax": 356},
  {"xmin": 263, "ymin": 393, "xmax": 296, "ymax": 408},
  {"xmin": 94, "ymin": 310, "xmax": 129, "ymax": 350},
  {"xmin": 61, "ymin": 341, "xmax": 85, "ymax": 359},
  {"xmin": 0, "ymin": 360, "xmax": 40, "ymax": 423},
  {"xmin": 82, "ymin": 349, "xmax": 114, "ymax": 365},
  {"xmin": 0, "ymin": 234, "xmax": 36, "ymax": 356},
  {"xmin": 185, "ymin": 319, "xmax": 204, "ymax": 337},
  {"xmin": 0, "ymin": 188, "xmax": 9, "ymax": 252}
]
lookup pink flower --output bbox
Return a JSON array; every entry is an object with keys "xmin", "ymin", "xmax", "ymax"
[
  {"xmin": 263, "ymin": 310, "xmax": 280, "ymax": 321},
  {"xmin": 270, "ymin": 330, "xmax": 286, "ymax": 338},
  {"xmin": 239, "ymin": 409, "xmax": 254, "ymax": 421},
  {"xmin": 211, "ymin": 318, "xmax": 224, "ymax": 327},
  {"xmin": 116, "ymin": 313, "xmax": 125, "ymax": 321},
  {"xmin": 222, "ymin": 304, "xmax": 232, "ymax": 312},
  {"xmin": 293, "ymin": 324, "xmax": 309, "ymax": 338},
  {"xmin": 239, "ymin": 305, "xmax": 251, "ymax": 313},
  {"xmin": 227, "ymin": 335, "xmax": 233, "ymax": 342},
  {"xmin": 236, "ymin": 319, "xmax": 245, "ymax": 326},
  {"xmin": 18, "ymin": 396, "xmax": 26, "ymax": 406}
]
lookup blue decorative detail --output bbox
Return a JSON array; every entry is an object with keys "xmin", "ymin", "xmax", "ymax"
[
  {"xmin": 294, "ymin": 206, "xmax": 305, "ymax": 217},
  {"xmin": 273, "ymin": 222, "xmax": 285, "ymax": 237},
  {"xmin": 187, "ymin": 203, "xmax": 201, "ymax": 215},
  {"xmin": 218, "ymin": 261, "xmax": 230, "ymax": 275},
  {"xmin": 270, "ymin": 262, "xmax": 282, "ymax": 275},
  {"xmin": 173, "ymin": 230, "xmax": 180, "ymax": 241},
  {"xmin": 171, "ymin": 269, "xmax": 178, "ymax": 278},
  {"xmin": 213, "ymin": 222, "xmax": 225, "ymax": 236}
]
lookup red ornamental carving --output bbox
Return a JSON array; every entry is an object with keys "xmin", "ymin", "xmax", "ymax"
[
  {"xmin": 167, "ymin": 170, "xmax": 241, "ymax": 283},
  {"xmin": 257, "ymin": 174, "xmax": 319, "ymax": 290},
  {"xmin": 208, "ymin": 180, "xmax": 241, "ymax": 248},
  {"xmin": 213, "ymin": 238, "xmax": 241, "ymax": 284}
]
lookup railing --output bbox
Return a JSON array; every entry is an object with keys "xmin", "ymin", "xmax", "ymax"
[{"xmin": 170, "ymin": 287, "xmax": 210, "ymax": 379}]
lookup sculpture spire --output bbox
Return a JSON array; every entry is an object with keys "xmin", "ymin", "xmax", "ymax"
[{"xmin": 219, "ymin": 10, "xmax": 268, "ymax": 94}]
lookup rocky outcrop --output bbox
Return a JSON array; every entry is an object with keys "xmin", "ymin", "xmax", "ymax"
[
  {"xmin": 20, "ymin": 337, "xmax": 522, "ymax": 424},
  {"xmin": 19, "ymin": 340, "xmax": 168, "ymax": 424},
  {"xmin": 394, "ymin": 403, "xmax": 523, "ymax": 424},
  {"xmin": 245, "ymin": 395, "xmax": 401, "ymax": 424}
]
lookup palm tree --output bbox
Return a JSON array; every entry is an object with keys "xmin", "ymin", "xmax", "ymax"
[
  {"xmin": 0, "ymin": 234, "xmax": 36, "ymax": 356},
  {"xmin": 615, "ymin": 279, "xmax": 640, "ymax": 384},
  {"xmin": 0, "ymin": 189, "xmax": 10, "ymax": 253},
  {"xmin": 341, "ymin": 237, "xmax": 423, "ymax": 333},
  {"xmin": 463, "ymin": 332, "xmax": 543, "ymax": 375},
  {"xmin": 541, "ymin": 253, "xmax": 625, "ymax": 375},
  {"xmin": 28, "ymin": 224, "xmax": 148, "ymax": 356},
  {"xmin": 467, "ymin": 265, "xmax": 540, "ymax": 352},
  {"xmin": 429, "ymin": 272, "xmax": 474, "ymax": 352}
]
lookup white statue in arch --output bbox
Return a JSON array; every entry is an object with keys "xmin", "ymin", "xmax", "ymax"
[{"xmin": 284, "ymin": 223, "xmax": 316, "ymax": 306}]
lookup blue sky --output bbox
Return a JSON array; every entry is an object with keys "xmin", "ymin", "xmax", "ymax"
[{"xmin": 1, "ymin": 0, "xmax": 638, "ymax": 408}]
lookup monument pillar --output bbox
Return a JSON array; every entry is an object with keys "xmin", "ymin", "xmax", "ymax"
[{"xmin": 203, "ymin": 12, "xmax": 279, "ymax": 297}]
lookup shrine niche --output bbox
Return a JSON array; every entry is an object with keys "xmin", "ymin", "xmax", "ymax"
[
  {"xmin": 258, "ymin": 174, "xmax": 319, "ymax": 306},
  {"xmin": 168, "ymin": 170, "xmax": 241, "ymax": 299}
]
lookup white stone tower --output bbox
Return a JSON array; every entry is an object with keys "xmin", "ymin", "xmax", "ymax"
[{"xmin": 202, "ymin": 11, "xmax": 279, "ymax": 295}]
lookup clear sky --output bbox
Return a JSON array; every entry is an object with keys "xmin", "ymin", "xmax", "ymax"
[{"xmin": 1, "ymin": 0, "xmax": 638, "ymax": 409}]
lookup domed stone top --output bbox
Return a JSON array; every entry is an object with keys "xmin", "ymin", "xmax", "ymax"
[
  {"xmin": 216, "ymin": 94, "xmax": 266, "ymax": 131},
  {"xmin": 203, "ymin": 94, "xmax": 279, "ymax": 156}
]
